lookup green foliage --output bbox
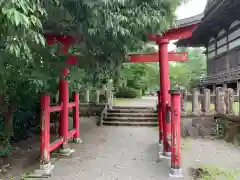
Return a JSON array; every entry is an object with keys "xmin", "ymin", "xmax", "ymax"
[
  {"xmin": 51, "ymin": 0, "xmax": 186, "ymax": 82},
  {"xmin": 118, "ymin": 63, "xmax": 159, "ymax": 94},
  {"xmin": 118, "ymin": 47, "xmax": 206, "ymax": 94},
  {"xmin": 115, "ymin": 87, "xmax": 141, "ymax": 98},
  {"xmin": 199, "ymin": 165, "xmax": 240, "ymax": 180},
  {"xmin": 170, "ymin": 47, "xmax": 206, "ymax": 90},
  {"xmin": 0, "ymin": 0, "xmax": 185, "ymax": 157}
]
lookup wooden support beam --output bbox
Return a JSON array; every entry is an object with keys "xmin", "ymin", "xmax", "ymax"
[{"xmin": 127, "ymin": 52, "xmax": 188, "ymax": 63}]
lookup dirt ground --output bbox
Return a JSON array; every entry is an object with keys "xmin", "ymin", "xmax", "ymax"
[{"xmin": 1, "ymin": 116, "xmax": 240, "ymax": 180}]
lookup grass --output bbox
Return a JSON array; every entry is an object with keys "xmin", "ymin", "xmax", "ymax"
[
  {"xmin": 112, "ymin": 98, "xmax": 138, "ymax": 105},
  {"xmin": 198, "ymin": 165, "xmax": 240, "ymax": 180}
]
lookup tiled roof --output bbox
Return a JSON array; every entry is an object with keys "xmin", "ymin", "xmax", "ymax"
[{"xmin": 176, "ymin": 14, "xmax": 204, "ymax": 28}]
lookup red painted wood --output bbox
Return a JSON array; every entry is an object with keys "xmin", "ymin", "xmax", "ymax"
[
  {"xmin": 170, "ymin": 91, "xmax": 182, "ymax": 169},
  {"xmin": 49, "ymin": 138, "xmax": 64, "ymax": 152},
  {"xmin": 157, "ymin": 91, "xmax": 163, "ymax": 144},
  {"xmin": 45, "ymin": 34, "xmax": 76, "ymax": 46},
  {"xmin": 40, "ymin": 95, "xmax": 50, "ymax": 165},
  {"xmin": 59, "ymin": 79, "xmax": 69, "ymax": 149},
  {"xmin": 49, "ymin": 105, "xmax": 63, "ymax": 113},
  {"xmin": 158, "ymin": 40, "xmax": 171, "ymax": 155},
  {"xmin": 45, "ymin": 34, "xmax": 78, "ymax": 66},
  {"xmin": 149, "ymin": 24, "xmax": 198, "ymax": 41},
  {"xmin": 68, "ymin": 129, "xmax": 77, "ymax": 139},
  {"xmin": 128, "ymin": 52, "xmax": 188, "ymax": 63},
  {"xmin": 73, "ymin": 93, "xmax": 80, "ymax": 140}
]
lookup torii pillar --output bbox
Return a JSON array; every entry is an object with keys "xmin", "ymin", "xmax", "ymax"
[
  {"xmin": 157, "ymin": 37, "xmax": 171, "ymax": 156},
  {"xmin": 149, "ymin": 23, "xmax": 199, "ymax": 157}
]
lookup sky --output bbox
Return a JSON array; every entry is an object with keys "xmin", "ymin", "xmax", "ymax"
[
  {"xmin": 167, "ymin": 0, "xmax": 208, "ymax": 51},
  {"xmin": 176, "ymin": 0, "xmax": 208, "ymax": 20}
]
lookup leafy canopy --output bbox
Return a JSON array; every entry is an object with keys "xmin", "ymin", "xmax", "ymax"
[{"xmin": 45, "ymin": 0, "xmax": 186, "ymax": 82}]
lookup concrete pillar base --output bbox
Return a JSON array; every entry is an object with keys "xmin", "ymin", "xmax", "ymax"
[
  {"xmin": 157, "ymin": 141, "xmax": 163, "ymax": 152},
  {"xmin": 157, "ymin": 140, "xmax": 163, "ymax": 146},
  {"xmin": 59, "ymin": 148, "xmax": 75, "ymax": 156},
  {"xmin": 73, "ymin": 138, "xmax": 83, "ymax": 144},
  {"xmin": 158, "ymin": 152, "xmax": 171, "ymax": 160},
  {"xmin": 28, "ymin": 163, "xmax": 54, "ymax": 178},
  {"xmin": 169, "ymin": 168, "xmax": 184, "ymax": 178}
]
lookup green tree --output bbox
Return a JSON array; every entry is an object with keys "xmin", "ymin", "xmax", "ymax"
[
  {"xmin": 57, "ymin": 0, "xmax": 186, "ymax": 83},
  {"xmin": 0, "ymin": 0, "xmax": 187, "ymax": 153},
  {"xmin": 170, "ymin": 47, "xmax": 206, "ymax": 90}
]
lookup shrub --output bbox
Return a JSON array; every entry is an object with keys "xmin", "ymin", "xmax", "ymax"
[{"xmin": 115, "ymin": 87, "xmax": 141, "ymax": 98}]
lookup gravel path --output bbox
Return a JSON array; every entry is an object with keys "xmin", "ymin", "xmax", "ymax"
[
  {"xmin": 46, "ymin": 121, "xmax": 240, "ymax": 180},
  {"xmin": 3, "ymin": 118, "xmax": 240, "ymax": 180},
  {"xmin": 48, "ymin": 117, "xmax": 170, "ymax": 180},
  {"xmin": 3, "ymin": 98, "xmax": 240, "ymax": 179},
  {"xmin": 47, "ymin": 98, "xmax": 240, "ymax": 180}
]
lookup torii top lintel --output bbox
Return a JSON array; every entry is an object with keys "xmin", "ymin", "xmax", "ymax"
[{"xmin": 148, "ymin": 24, "xmax": 198, "ymax": 42}]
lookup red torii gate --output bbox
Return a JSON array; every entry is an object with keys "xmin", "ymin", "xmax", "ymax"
[
  {"xmin": 127, "ymin": 50, "xmax": 188, "ymax": 172},
  {"xmin": 32, "ymin": 34, "xmax": 83, "ymax": 177},
  {"xmin": 148, "ymin": 23, "xmax": 198, "ymax": 177},
  {"xmin": 33, "ymin": 16, "xmax": 200, "ymax": 178}
]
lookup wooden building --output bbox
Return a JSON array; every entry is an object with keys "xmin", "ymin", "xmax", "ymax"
[{"xmin": 177, "ymin": 0, "xmax": 240, "ymax": 93}]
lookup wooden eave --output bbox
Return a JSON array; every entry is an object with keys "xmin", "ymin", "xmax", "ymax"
[
  {"xmin": 204, "ymin": 0, "xmax": 223, "ymax": 18},
  {"xmin": 176, "ymin": 0, "xmax": 240, "ymax": 47}
]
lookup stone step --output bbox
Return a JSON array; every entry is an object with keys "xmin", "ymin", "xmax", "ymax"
[
  {"xmin": 108, "ymin": 109, "xmax": 157, "ymax": 113},
  {"xmin": 102, "ymin": 121, "xmax": 158, "ymax": 126},
  {"xmin": 106, "ymin": 112, "xmax": 158, "ymax": 117},
  {"xmin": 112, "ymin": 106, "xmax": 156, "ymax": 110},
  {"xmin": 104, "ymin": 116, "xmax": 157, "ymax": 122}
]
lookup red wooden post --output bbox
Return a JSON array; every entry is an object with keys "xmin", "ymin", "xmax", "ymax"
[
  {"xmin": 167, "ymin": 78, "xmax": 171, "ymax": 104},
  {"xmin": 40, "ymin": 95, "xmax": 50, "ymax": 165},
  {"xmin": 157, "ymin": 90, "xmax": 163, "ymax": 145},
  {"xmin": 59, "ymin": 79, "xmax": 71, "ymax": 154},
  {"xmin": 169, "ymin": 89, "xmax": 183, "ymax": 178},
  {"xmin": 157, "ymin": 38, "xmax": 171, "ymax": 157},
  {"xmin": 73, "ymin": 93, "xmax": 83, "ymax": 143},
  {"xmin": 59, "ymin": 79, "xmax": 64, "ymax": 137},
  {"xmin": 31, "ymin": 94, "xmax": 55, "ymax": 177}
]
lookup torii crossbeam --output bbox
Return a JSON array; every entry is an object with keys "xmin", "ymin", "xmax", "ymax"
[{"xmin": 127, "ymin": 52, "xmax": 188, "ymax": 63}]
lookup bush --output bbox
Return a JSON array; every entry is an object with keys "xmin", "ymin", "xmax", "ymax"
[{"xmin": 115, "ymin": 87, "xmax": 141, "ymax": 98}]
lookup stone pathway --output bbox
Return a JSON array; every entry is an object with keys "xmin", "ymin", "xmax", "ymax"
[{"xmin": 47, "ymin": 118, "xmax": 170, "ymax": 180}]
